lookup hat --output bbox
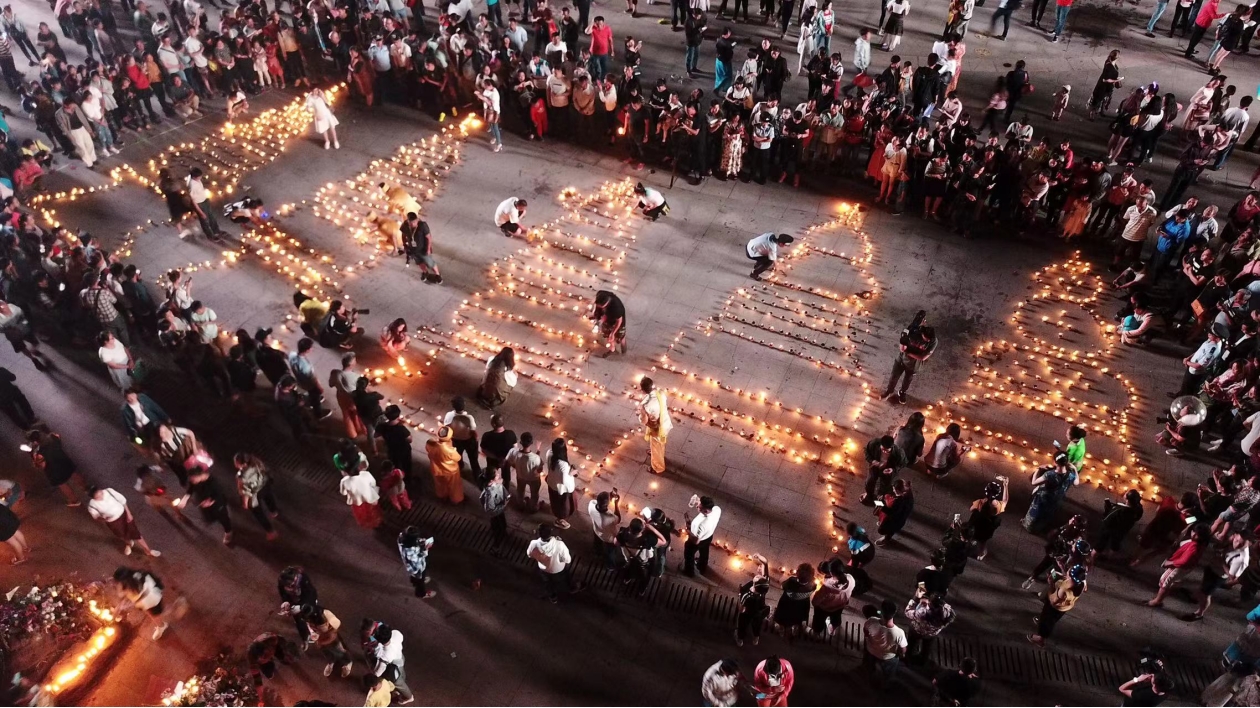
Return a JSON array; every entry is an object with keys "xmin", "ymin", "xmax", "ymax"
[{"xmin": 255, "ymin": 327, "xmax": 273, "ymax": 341}]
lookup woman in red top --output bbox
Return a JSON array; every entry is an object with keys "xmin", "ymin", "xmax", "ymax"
[
  {"xmin": 752, "ymin": 656, "xmax": 794, "ymax": 707},
  {"xmin": 123, "ymin": 55, "xmax": 160, "ymax": 122}
]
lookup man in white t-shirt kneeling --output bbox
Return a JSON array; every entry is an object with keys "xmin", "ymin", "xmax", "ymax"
[
  {"xmin": 494, "ymin": 197, "xmax": 528, "ymax": 237},
  {"xmin": 745, "ymin": 232, "xmax": 795, "ymax": 280}
]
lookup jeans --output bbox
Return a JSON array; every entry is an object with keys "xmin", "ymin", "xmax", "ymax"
[
  {"xmin": 590, "ymin": 53, "xmax": 609, "ymax": 80},
  {"xmin": 685, "ymin": 45, "xmax": 699, "ymax": 73},
  {"xmin": 1053, "ymin": 4, "xmax": 1070, "ymax": 35},
  {"xmin": 1146, "ymin": 0, "xmax": 1168, "ymax": 31},
  {"xmin": 884, "ymin": 353, "xmax": 919, "ymax": 396},
  {"xmin": 195, "ymin": 199, "xmax": 222, "ymax": 237},
  {"xmin": 489, "ymin": 121, "xmax": 502, "ymax": 145},
  {"xmin": 864, "ymin": 652, "xmax": 901, "ymax": 688},
  {"xmin": 1215, "ymin": 139, "xmax": 1237, "ymax": 169},
  {"xmin": 487, "ymin": 1, "xmax": 502, "ymax": 24},
  {"xmin": 714, "ymin": 59, "xmax": 731, "ymax": 91}
]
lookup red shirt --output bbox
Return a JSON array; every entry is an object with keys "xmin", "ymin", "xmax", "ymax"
[
  {"xmin": 589, "ymin": 24, "xmax": 613, "ymax": 56},
  {"xmin": 126, "ymin": 63, "xmax": 151, "ymax": 90},
  {"xmin": 1056, "ymin": 0, "xmax": 1072, "ymax": 6},
  {"xmin": 1167, "ymin": 538, "xmax": 1204, "ymax": 568}
]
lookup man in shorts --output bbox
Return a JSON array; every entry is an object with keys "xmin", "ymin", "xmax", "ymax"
[{"xmin": 494, "ymin": 197, "xmax": 528, "ymax": 237}]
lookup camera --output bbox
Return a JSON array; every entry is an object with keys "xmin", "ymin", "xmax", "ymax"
[{"xmin": 351, "ymin": 307, "xmax": 370, "ymax": 316}]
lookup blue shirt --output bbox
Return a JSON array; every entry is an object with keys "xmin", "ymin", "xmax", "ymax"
[{"xmin": 1156, "ymin": 219, "xmax": 1191, "ymax": 253}]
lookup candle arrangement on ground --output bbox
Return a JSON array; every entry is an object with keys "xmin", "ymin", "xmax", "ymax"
[
  {"xmin": 30, "ymin": 86, "xmax": 346, "ymax": 210},
  {"xmin": 0, "ymin": 581, "xmax": 124, "ymax": 702},
  {"xmin": 310, "ymin": 115, "xmax": 479, "ymax": 253},
  {"xmin": 579, "ymin": 208, "xmax": 876, "ymax": 571},
  {"xmin": 926, "ymin": 254, "xmax": 1152, "ymax": 499}
]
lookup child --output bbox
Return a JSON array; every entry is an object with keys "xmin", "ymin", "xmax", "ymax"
[
  {"xmin": 381, "ymin": 464, "xmax": 412, "ymax": 511},
  {"xmin": 1051, "ymin": 84, "xmax": 1071, "ymax": 121},
  {"xmin": 735, "ymin": 554, "xmax": 771, "ymax": 647}
]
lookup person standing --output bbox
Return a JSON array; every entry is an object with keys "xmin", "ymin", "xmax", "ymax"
[
  {"xmin": 288, "ymin": 338, "xmax": 331, "ymax": 420},
  {"xmin": 636, "ymin": 377, "xmax": 672, "ymax": 474},
  {"xmin": 736, "ymin": 556, "xmax": 771, "ymax": 646},
  {"xmin": 336, "ymin": 445, "xmax": 382, "ymax": 530},
  {"xmin": 1184, "ymin": 0, "xmax": 1227, "ymax": 57},
  {"xmin": 25, "ymin": 427, "xmax": 87, "ymax": 506},
  {"xmin": 860, "ymin": 435, "xmax": 907, "ymax": 504},
  {"xmin": 329, "ymin": 353, "xmax": 365, "ymax": 440},
  {"xmin": 1028, "ymin": 564, "xmax": 1087, "ymax": 647},
  {"xmin": 234, "ymin": 452, "xmax": 279, "ymax": 540},
  {"xmin": 744, "ymin": 233, "xmax": 794, "ymax": 281},
  {"xmin": 0, "ymin": 368, "xmax": 35, "ymax": 430},
  {"xmin": 480, "ymin": 466, "xmax": 509, "ymax": 552},
  {"xmin": 56, "ymin": 98, "xmax": 96, "ymax": 168},
  {"xmin": 397, "ymin": 525, "xmax": 437, "ymax": 599},
  {"xmin": 182, "ymin": 467, "xmax": 234, "ymax": 546},
  {"xmin": 989, "ymin": 0, "xmax": 1023, "ymax": 39},
  {"xmin": 479, "ymin": 415, "xmax": 516, "ymax": 485},
  {"xmin": 715, "ymin": 28, "xmax": 736, "ymax": 92},
  {"xmin": 475, "ymin": 79, "xmax": 503, "ymax": 153},
  {"xmin": 875, "ymin": 478, "xmax": 915, "ymax": 545},
  {"xmin": 442, "ymin": 398, "xmax": 480, "ymax": 477},
  {"xmin": 682, "ymin": 495, "xmax": 722, "ymax": 576},
  {"xmin": 751, "ymin": 656, "xmax": 794, "ymax": 707},
  {"xmin": 684, "ymin": 9, "xmax": 706, "ymax": 77},
  {"xmin": 587, "ymin": 490, "xmax": 622, "ymax": 567},
  {"xmin": 186, "ymin": 167, "xmax": 228, "ymax": 240},
  {"xmin": 527, "ymin": 523, "xmax": 585, "ymax": 602},
  {"xmin": 701, "ymin": 659, "xmax": 745, "ymax": 707},
  {"xmin": 1048, "ymin": 0, "xmax": 1073, "ymax": 41},
  {"xmin": 371, "ymin": 624, "xmax": 414, "ymax": 705},
  {"xmin": 305, "ymin": 87, "xmax": 340, "ymax": 149},
  {"xmin": 863, "ymin": 599, "xmax": 908, "ymax": 688},
  {"xmin": 295, "ymin": 603, "xmax": 353, "ymax": 678},
  {"xmin": 509, "ymin": 432, "xmax": 543, "ymax": 511},
  {"xmin": 542, "ymin": 437, "xmax": 576, "ymax": 529},
  {"xmin": 425, "ymin": 426, "xmax": 465, "ymax": 504},
  {"xmin": 880, "ymin": 312, "xmax": 937, "ymax": 404},
  {"xmin": 0, "ymin": 301, "xmax": 48, "ymax": 371},
  {"xmin": 376, "ymin": 405, "xmax": 414, "ymax": 479},
  {"xmin": 87, "ymin": 486, "xmax": 161, "ymax": 557},
  {"xmin": 904, "ymin": 592, "xmax": 956, "ymax": 665},
  {"xmin": 584, "ymin": 16, "xmax": 612, "ymax": 80}
]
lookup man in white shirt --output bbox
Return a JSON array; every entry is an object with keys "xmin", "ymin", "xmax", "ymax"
[
  {"xmin": 863, "ymin": 599, "xmax": 908, "ymax": 687},
  {"xmin": 852, "ymin": 29, "xmax": 871, "ymax": 74},
  {"xmin": 1214, "ymin": 96, "xmax": 1252, "ymax": 170},
  {"xmin": 187, "ymin": 167, "xmax": 228, "ymax": 240},
  {"xmin": 371, "ymin": 624, "xmax": 414, "ymax": 704},
  {"xmin": 587, "ymin": 491, "xmax": 621, "ymax": 567},
  {"xmin": 526, "ymin": 523, "xmax": 585, "ymax": 602},
  {"xmin": 701, "ymin": 660, "xmax": 744, "ymax": 706},
  {"xmin": 745, "ymin": 232, "xmax": 795, "ymax": 280},
  {"xmin": 494, "ymin": 196, "xmax": 528, "ymax": 237},
  {"xmin": 507, "ymin": 432, "xmax": 542, "ymax": 510},
  {"xmin": 1180, "ymin": 327, "xmax": 1223, "ymax": 395},
  {"xmin": 1112, "ymin": 196, "xmax": 1158, "ymax": 267},
  {"xmin": 475, "ymin": 79, "xmax": 502, "ymax": 152},
  {"xmin": 681, "ymin": 495, "xmax": 721, "ymax": 576}
]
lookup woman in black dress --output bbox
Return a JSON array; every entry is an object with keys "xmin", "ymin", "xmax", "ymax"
[
  {"xmin": 25, "ymin": 426, "xmax": 86, "ymax": 506},
  {"xmin": 1088, "ymin": 50, "xmax": 1122, "ymax": 119},
  {"xmin": 773, "ymin": 563, "xmax": 815, "ymax": 640}
]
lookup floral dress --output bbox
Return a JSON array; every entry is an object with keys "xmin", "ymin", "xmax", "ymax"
[{"xmin": 721, "ymin": 122, "xmax": 746, "ymax": 177}]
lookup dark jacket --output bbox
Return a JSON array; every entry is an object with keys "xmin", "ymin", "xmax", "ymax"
[{"xmin": 120, "ymin": 393, "xmax": 170, "ymax": 440}]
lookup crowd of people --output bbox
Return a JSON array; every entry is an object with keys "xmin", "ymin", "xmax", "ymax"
[{"xmin": 0, "ymin": 0, "xmax": 1259, "ymax": 702}]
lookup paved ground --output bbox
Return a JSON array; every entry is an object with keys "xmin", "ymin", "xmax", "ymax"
[{"xmin": 2, "ymin": 0, "xmax": 1259, "ymax": 705}]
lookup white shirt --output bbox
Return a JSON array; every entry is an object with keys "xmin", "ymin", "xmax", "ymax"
[
  {"xmin": 442, "ymin": 410, "xmax": 477, "ymax": 429},
  {"xmin": 99, "ymin": 339, "xmax": 130, "ymax": 366},
  {"xmin": 495, "ymin": 197, "xmax": 523, "ymax": 227},
  {"xmin": 88, "ymin": 488, "xmax": 129, "ymax": 523},
  {"xmin": 184, "ymin": 35, "xmax": 209, "ymax": 68},
  {"xmin": 339, "ymin": 470, "xmax": 380, "ymax": 505},
  {"xmin": 1188, "ymin": 338, "xmax": 1222, "ymax": 373},
  {"xmin": 588, "ymin": 499, "xmax": 621, "ymax": 543},
  {"xmin": 1243, "ymin": 412, "xmax": 1260, "ymax": 456},
  {"xmin": 510, "ymin": 447, "xmax": 542, "ymax": 481},
  {"xmin": 701, "ymin": 662, "xmax": 741, "ymax": 707},
  {"xmin": 133, "ymin": 572, "xmax": 163, "ymax": 610},
  {"xmin": 527, "ymin": 536, "xmax": 572, "ymax": 573},
  {"xmin": 863, "ymin": 618, "xmax": 908, "ymax": 659},
  {"xmin": 746, "ymin": 232, "xmax": 780, "ymax": 260},
  {"xmin": 479, "ymin": 85, "xmax": 500, "ymax": 116},
  {"xmin": 373, "ymin": 630, "xmax": 405, "ymax": 673},
  {"xmin": 187, "ymin": 176, "xmax": 210, "ymax": 203},
  {"xmin": 637, "ymin": 390, "xmax": 673, "ymax": 436},
  {"xmin": 853, "ymin": 37, "xmax": 871, "ymax": 73},
  {"xmin": 128, "ymin": 401, "xmax": 150, "ymax": 429},
  {"xmin": 543, "ymin": 456, "xmax": 577, "ymax": 493},
  {"xmin": 689, "ymin": 506, "xmax": 722, "ymax": 541},
  {"xmin": 640, "ymin": 186, "xmax": 666, "ymax": 209}
]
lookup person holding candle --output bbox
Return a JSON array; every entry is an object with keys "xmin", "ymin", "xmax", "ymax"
[
  {"xmin": 752, "ymin": 656, "xmax": 794, "ymax": 706},
  {"xmin": 589, "ymin": 290, "xmax": 627, "ymax": 356},
  {"xmin": 478, "ymin": 346, "xmax": 517, "ymax": 408},
  {"xmin": 542, "ymin": 436, "xmax": 576, "ymax": 529},
  {"xmin": 113, "ymin": 566, "xmax": 171, "ymax": 640},
  {"xmin": 494, "ymin": 196, "xmax": 528, "ymax": 238},
  {"xmin": 401, "ymin": 212, "xmax": 442, "ymax": 283},
  {"xmin": 377, "ymin": 405, "xmax": 415, "ymax": 479}
]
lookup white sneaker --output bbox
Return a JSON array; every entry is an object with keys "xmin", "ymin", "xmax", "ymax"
[
  {"xmin": 324, "ymin": 141, "xmax": 330, "ymax": 150},
  {"xmin": 1205, "ymin": 440, "xmax": 1223, "ymax": 452},
  {"xmin": 148, "ymin": 549, "xmax": 161, "ymax": 558},
  {"xmin": 340, "ymin": 662, "xmax": 353, "ymax": 678},
  {"xmin": 1020, "ymin": 577, "xmax": 1035, "ymax": 590},
  {"xmin": 152, "ymin": 622, "xmax": 168, "ymax": 640},
  {"xmin": 123, "ymin": 544, "xmax": 132, "ymax": 556},
  {"xmin": 333, "ymin": 141, "xmax": 341, "ymax": 149},
  {"xmin": 323, "ymin": 663, "xmax": 333, "ymax": 677}
]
